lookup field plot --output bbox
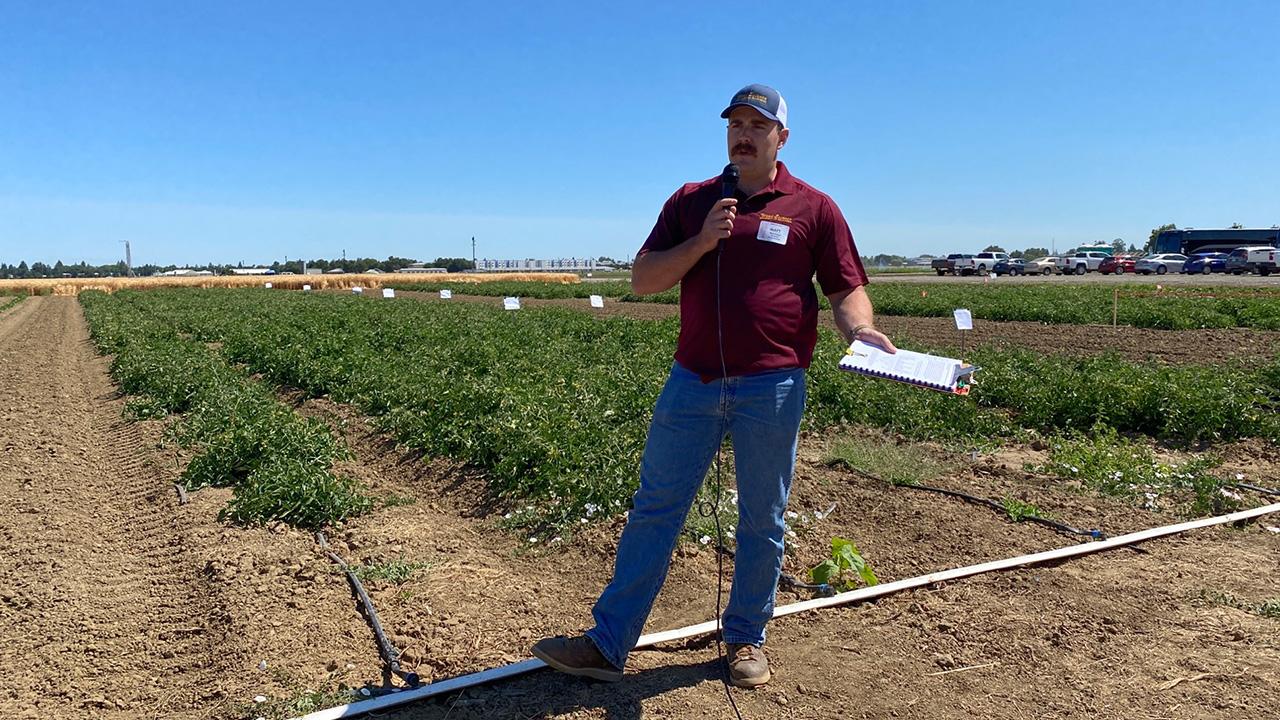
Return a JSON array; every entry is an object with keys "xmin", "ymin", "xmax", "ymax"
[
  {"xmin": 390, "ymin": 278, "xmax": 1280, "ymax": 330},
  {"xmin": 2, "ymin": 290, "xmax": 1278, "ymax": 720}
]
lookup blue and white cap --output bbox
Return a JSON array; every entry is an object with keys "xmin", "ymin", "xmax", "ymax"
[{"xmin": 720, "ymin": 83, "xmax": 788, "ymax": 128}]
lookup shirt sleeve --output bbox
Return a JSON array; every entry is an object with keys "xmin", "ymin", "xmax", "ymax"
[
  {"xmin": 636, "ymin": 188, "xmax": 687, "ymax": 258},
  {"xmin": 813, "ymin": 195, "xmax": 868, "ymax": 295}
]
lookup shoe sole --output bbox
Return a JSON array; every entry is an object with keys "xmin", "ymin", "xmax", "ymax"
[{"xmin": 531, "ymin": 646, "xmax": 623, "ymax": 682}]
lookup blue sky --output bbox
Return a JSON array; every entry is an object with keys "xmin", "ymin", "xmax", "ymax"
[{"xmin": 2, "ymin": 1, "xmax": 1278, "ymax": 267}]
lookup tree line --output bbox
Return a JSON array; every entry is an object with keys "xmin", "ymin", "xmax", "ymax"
[{"xmin": 0, "ymin": 256, "xmax": 478, "ymax": 279}]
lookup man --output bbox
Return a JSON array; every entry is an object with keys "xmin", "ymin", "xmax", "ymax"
[{"xmin": 532, "ymin": 84, "xmax": 894, "ymax": 688}]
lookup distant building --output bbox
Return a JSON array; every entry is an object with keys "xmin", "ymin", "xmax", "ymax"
[
  {"xmin": 229, "ymin": 267, "xmax": 274, "ymax": 275},
  {"xmin": 474, "ymin": 257, "xmax": 600, "ymax": 272},
  {"xmin": 159, "ymin": 269, "xmax": 215, "ymax": 277}
]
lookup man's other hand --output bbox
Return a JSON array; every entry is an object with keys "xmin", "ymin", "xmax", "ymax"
[{"xmin": 856, "ymin": 327, "xmax": 896, "ymax": 353}]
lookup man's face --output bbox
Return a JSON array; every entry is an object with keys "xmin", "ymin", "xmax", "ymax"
[{"xmin": 726, "ymin": 106, "xmax": 788, "ymax": 175}]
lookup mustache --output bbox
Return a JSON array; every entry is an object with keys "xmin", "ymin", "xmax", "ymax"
[{"xmin": 732, "ymin": 143, "xmax": 757, "ymax": 154}]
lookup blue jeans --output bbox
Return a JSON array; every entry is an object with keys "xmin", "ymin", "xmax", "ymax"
[{"xmin": 586, "ymin": 361, "xmax": 807, "ymax": 669}]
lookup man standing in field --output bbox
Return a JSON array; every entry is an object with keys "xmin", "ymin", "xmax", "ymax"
[{"xmin": 533, "ymin": 84, "xmax": 894, "ymax": 687}]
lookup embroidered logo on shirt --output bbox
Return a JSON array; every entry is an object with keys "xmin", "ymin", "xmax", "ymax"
[{"xmin": 758, "ymin": 213, "xmax": 793, "ymax": 224}]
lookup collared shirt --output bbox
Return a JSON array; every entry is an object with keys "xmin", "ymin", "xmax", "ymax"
[{"xmin": 638, "ymin": 161, "xmax": 868, "ymax": 381}]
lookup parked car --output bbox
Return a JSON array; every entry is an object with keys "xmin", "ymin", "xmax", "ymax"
[
  {"xmin": 1181, "ymin": 252, "xmax": 1229, "ymax": 275},
  {"xmin": 992, "ymin": 258, "xmax": 1026, "ymax": 276},
  {"xmin": 1135, "ymin": 253, "xmax": 1187, "ymax": 275},
  {"xmin": 1225, "ymin": 246, "xmax": 1277, "ymax": 276},
  {"xmin": 931, "ymin": 253, "xmax": 972, "ymax": 276},
  {"xmin": 1098, "ymin": 255, "xmax": 1136, "ymax": 275},
  {"xmin": 1055, "ymin": 251, "xmax": 1111, "ymax": 275},
  {"xmin": 953, "ymin": 251, "xmax": 1009, "ymax": 276},
  {"xmin": 1023, "ymin": 256, "xmax": 1058, "ymax": 275}
]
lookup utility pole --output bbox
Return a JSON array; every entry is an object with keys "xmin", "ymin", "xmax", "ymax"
[
  {"xmin": 125, "ymin": 240, "xmax": 133, "ymax": 276},
  {"xmin": 471, "ymin": 236, "xmax": 476, "ymax": 269}
]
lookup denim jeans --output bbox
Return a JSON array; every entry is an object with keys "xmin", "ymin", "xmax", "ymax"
[{"xmin": 585, "ymin": 361, "xmax": 807, "ymax": 669}]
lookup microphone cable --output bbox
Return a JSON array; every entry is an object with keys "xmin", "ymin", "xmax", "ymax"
[{"xmin": 698, "ymin": 162, "xmax": 746, "ymax": 720}]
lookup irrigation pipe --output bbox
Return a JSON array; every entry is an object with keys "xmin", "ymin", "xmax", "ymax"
[
  {"xmin": 1234, "ymin": 482, "xmax": 1280, "ymax": 498},
  {"xmin": 316, "ymin": 532, "xmax": 420, "ymax": 691},
  {"xmin": 292, "ymin": 501, "xmax": 1280, "ymax": 720}
]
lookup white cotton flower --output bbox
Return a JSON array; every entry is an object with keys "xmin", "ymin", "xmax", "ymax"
[
  {"xmin": 1236, "ymin": 473, "xmax": 1245, "ymax": 480},
  {"xmin": 1219, "ymin": 489, "xmax": 1243, "ymax": 501},
  {"xmin": 699, "ymin": 535, "xmax": 711, "ymax": 545},
  {"xmin": 785, "ymin": 511, "xmax": 799, "ymax": 520},
  {"xmin": 503, "ymin": 513, "xmax": 512, "ymax": 520},
  {"xmin": 1070, "ymin": 466, "xmax": 1079, "ymax": 474}
]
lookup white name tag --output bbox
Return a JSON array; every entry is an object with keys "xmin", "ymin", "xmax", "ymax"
[{"xmin": 757, "ymin": 220, "xmax": 790, "ymax": 245}]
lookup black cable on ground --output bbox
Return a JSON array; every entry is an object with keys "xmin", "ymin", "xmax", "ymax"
[
  {"xmin": 839, "ymin": 466, "xmax": 1106, "ymax": 540},
  {"xmin": 906, "ymin": 483, "xmax": 1106, "ymax": 540},
  {"xmin": 316, "ymin": 531, "xmax": 420, "ymax": 693},
  {"xmin": 1234, "ymin": 482, "xmax": 1280, "ymax": 498}
]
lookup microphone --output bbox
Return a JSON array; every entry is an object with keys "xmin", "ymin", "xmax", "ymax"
[{"xmin": 720, "ymin": 163, "xmax": 739, "ymax": 199}]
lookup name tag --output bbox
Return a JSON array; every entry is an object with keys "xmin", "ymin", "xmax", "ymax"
[{"xmin": 757, "ymin": 220, "xmax": 790, "ymax": 245}]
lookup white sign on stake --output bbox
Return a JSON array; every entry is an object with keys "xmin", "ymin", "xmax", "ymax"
[
  {"xmin": 352, "ymin": 287, "xmax": 363, "ymax": 295},
  {"xmin": 989, "ymin": 272, "xmax": 997, "ymax": 279},
  {"xmin": 953, "ymin": 308, "xmax": 973, "ymax": 331},
  {"xmin": 503, "ymin": 296, "xmax": 521, "ymax": 311},
  {"xmin": 264, "ymin": 282, "xmax": 272, "ymax": 289},
  {"xmin": 382, "ymin": 288, "xmax": 395, "ymax": 299},
  {"xmin": 590, "ymin": 294, "xmax": 604, "ymax": 309},
  {"xmin": 303, "ymin": 284, "xmax": 311, "ymax": 292},
  {"xmin": 440, "ymin": 289, "xmax": 452, "ymax": 299}
]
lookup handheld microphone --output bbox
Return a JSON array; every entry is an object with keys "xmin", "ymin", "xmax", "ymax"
[{"xmin": 720, "ymin": 163, "xmax": 739, "ymax": 199}]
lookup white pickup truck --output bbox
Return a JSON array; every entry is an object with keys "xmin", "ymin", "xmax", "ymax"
[
  {"xmin": 1055, "ymin": 251, "xmax": 1111, "ymax": 275},
  {"xmin": 952, "ymin": 252, "xmax": 1008, "ymax": 276}
]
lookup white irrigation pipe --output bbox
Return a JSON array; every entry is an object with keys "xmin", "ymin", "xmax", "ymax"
[{"xmin": 293, "ymin": 501, "xmax": 1280, "ymax": 720}]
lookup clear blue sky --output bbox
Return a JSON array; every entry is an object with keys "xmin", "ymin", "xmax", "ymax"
[{"xmin": 2, "ymin": 1, "xmax": 1278, "ymax": 267}]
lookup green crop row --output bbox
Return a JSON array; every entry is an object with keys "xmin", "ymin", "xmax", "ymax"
[
  {"xmin": 865, "ymin": 283, "xmax": 1280, "ymax": 330},
  {"xmin": 84, "ymin": 289, "xmax": 1280, "ymax": 532},
  {"xmin": 0, "ymin": 295, "xmax": 24, "ymax": 312},
  {"xmin": 79, "ymin": 291, "xmax": 372, "ymax": 529},
  {"xmin": 392, "ymin": 279, "xmax": 1280, "ymax": 329}
]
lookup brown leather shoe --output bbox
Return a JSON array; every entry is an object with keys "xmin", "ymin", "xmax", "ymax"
[
  {"xmin": 531, "ymin": 635, "xmax": 623, "ymax": 682},
  {"xmin": 727, "ymin": 643, "xmax": 771, "ymax": 688}
]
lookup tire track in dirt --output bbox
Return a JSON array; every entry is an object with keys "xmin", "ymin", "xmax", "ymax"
[{"xmin": 0, "ymin": 297, "xmax": 236, "ymax": 719}]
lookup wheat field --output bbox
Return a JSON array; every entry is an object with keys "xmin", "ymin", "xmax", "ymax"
[{"xmin": 0, "ymin": 272, "xmax": 580, "ymax": 296}]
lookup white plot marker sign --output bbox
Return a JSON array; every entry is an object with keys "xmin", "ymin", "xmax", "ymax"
[
  {"xmin": 382, "ymin": 288, "xmax": 395, "ymax": 299},
  {"xmin": 953, "ymin": 308, "xmax": 973, "ymax": 330},
  {"xmin": 590, "ymin": 294, "xmax": 604, "ymax": 309},
  {"xmin": 264, "ymin": 282, "xmax": 272, "ymax": 289},
  {"xmin": 352, "ymin": 287, "xmax": 364, "ymax": 295},
  {"xmin": 503, "ymin": 297, "xmax": 521, "ymax": 311},
  {"xmin": 440, "ymin": 289, "xmax": 452, "ymax": 300},
  {"xmin": 303, "ymin": 284, "xmax": 311, "ymax": 292}
]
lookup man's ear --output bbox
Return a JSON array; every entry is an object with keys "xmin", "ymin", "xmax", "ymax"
[{"xmin": 777, "ymin": 127, "xmax": 790, "ymax": 150}]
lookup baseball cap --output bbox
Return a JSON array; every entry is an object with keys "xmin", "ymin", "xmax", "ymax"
[{"xmin": 720, "ymin": 83, "xmax": 788, "ymax": 128}]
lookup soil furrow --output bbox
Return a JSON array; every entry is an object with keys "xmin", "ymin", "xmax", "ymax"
[{"xmin": 0, "ymin": 297, "xmax": 234, "ymax": 719}]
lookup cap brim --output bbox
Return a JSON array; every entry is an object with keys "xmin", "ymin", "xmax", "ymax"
[{"xmin": 720, "ymin": 102, "xmax": 782, "ymax": 125}]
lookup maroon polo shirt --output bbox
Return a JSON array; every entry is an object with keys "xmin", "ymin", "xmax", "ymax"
[{"xmin": 638, "ymin": 161, "xmax": 868, "ymax": 381}]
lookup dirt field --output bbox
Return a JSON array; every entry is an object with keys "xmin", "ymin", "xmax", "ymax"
[{"xmin": 2, "ymin": 297, "xmax": 1278, "ymax": 720}]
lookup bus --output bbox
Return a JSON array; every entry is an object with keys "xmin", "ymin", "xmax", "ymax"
[{"xmin": 1154, "ymin": 227, "xmax": 1280, "ymax": 255}]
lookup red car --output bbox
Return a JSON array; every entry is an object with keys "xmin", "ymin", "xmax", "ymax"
[{"xmin": 1099, "ymin": 255, "xmax": 1136, "ymax": 275}]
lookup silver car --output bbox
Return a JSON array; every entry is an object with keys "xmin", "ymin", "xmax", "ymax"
[
  {"xmin": 1023, "ymin": 256, "xmax": 1059, "ymax": 275},
  {"xmin": 1135, "ymin": 253, "xmax": 1187, "ymax": 275}
]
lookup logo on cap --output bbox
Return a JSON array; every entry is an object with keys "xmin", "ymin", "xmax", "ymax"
[{"xmin": 721, "ymin": 83, "xmax": 787, "ymax": 128}]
